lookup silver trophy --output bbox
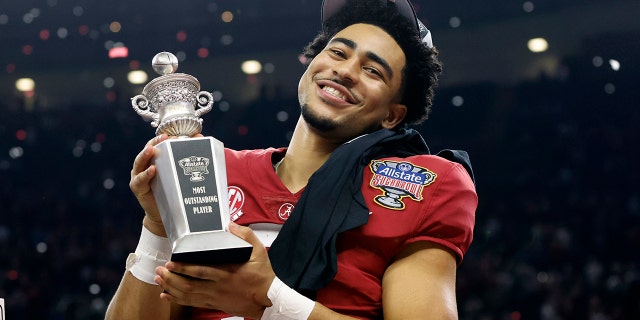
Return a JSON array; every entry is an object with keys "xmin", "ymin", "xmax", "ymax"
[{"xmin": 132, "ymin": 52, "xmax": 251, "ymax": 264}]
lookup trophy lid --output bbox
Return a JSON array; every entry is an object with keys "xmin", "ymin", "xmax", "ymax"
[
  {"xmin": 152, "ymin": 52, "xmax": 179, "ymax": 76},
  {"xmin": 141, "ymin": 52, "xmax": 201, "ymax": 101}
]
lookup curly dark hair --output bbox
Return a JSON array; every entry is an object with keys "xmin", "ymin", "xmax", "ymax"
[{"xmin": 301, "ymin": 1, "xmax": 443, "ymax": 127}]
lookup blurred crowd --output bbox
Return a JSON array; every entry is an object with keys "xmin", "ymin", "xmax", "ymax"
[{"xmin": 1, "ymin": 49, "xmax": 638, "ymax": 319}]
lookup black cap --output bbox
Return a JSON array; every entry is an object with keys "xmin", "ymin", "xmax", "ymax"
[{"xmin": 321, "ymin": 0, "xmax": 433, "ymax": 48}]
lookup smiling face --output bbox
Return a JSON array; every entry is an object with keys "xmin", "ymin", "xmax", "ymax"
[{"xmin": 297, "ymin": 23, "xmax": 407, "ymax": 142}]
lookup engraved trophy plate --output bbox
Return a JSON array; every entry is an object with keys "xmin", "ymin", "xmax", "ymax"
[{"xmin": 132, "ymin": 52, "xmax": 251, "ymax": 264}]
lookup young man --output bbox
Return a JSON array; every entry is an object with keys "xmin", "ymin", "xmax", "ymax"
[{"xmin": 106, "ymin": 0, "xmax": 477, "ymax": 319}]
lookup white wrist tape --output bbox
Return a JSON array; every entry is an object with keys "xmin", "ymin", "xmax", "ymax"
[
  {"xmin": 126, "ymin": 225, "xmax": 172, "ymax": 285},
  {"xmin": 261, "ymin": 276, "xmax": 315, "ymax": 320}
]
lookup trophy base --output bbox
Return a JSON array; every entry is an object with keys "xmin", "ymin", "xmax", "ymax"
[{"xmin": 171, "ymin": 230, "xmax": 253, "ymax": 265}]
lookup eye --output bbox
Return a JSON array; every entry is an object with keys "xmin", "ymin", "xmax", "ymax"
[
  {"xmin": 328, "ymin": 48, "xmax": 346, "ymax": 59},
  {"xmin": 363, "ymin": 66, "xmax": 383, "ymax": 78}
]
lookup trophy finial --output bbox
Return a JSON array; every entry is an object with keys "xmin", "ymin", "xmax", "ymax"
[{"xmin": 152, "ymin": 52, "xmax": 179, "ymax": 75}]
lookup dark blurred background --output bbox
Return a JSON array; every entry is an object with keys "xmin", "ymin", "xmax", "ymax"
[{"xmin": 1, "ymin": 0, "xmax": 639, "ymax": 319}]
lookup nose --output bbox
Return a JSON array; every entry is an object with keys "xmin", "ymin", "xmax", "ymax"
[{"xmin": 332, "ymin": 58, "xmax": 359, "ymax": 86}]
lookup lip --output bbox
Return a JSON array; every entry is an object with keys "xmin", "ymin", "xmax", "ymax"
[{"xmin": 316, "ymin": 79, "xmax": 357, "ymax": 105}]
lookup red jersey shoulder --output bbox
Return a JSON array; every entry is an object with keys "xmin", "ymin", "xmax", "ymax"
[
  {"xmin": 224, "ymin": 147, "xmax": 284, "ymax": 180},
  {"xmin": 365, "ymin": 154, "xmax": 472, "ymax": 210},
  {"xmin": 224, "ymin": 148, "xmax": 277, "ymax": 165}
]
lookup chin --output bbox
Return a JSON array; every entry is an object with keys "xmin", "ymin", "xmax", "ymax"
[{"xmin": 300, "ymin": 103, "xmax": 338, "ymax": 132}]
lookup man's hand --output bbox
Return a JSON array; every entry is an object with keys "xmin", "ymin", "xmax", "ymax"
[
  {"xmin": 154, "ymin": 222, "xmax": 276, "ymax": 319},
  {"xmin": 130, "ymin": 134, "xmax": 169, "ymax": 235},
  {"xmin": 130, "ymin": 133, "xmax": 204, "ymax": 236}
]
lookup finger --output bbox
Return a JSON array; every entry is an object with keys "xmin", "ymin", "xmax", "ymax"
[
  {"xmin": 131, "ymin": 134, "xmax": 167, "ymax": 176},
  {"xmin": 156, "ymin": 266, "xmax": 225, "ymax": 310},
  {"xmin": 148, "ymin": 133, "xmax": 169, "ymax": 147},
  {"xmin": 131, "ymin": 146, "xmax": 152, "ymax": 177},
  {"xmin": 129, "ymin": 165, "xmax": 156, "ymax": 199},
  {"xmin": 130, "ymin": 160, "xmax": 155, "ymax": 185},
  {"xmin": 130, "ymin": 135, "xmax": 169, "ymax": 193},
  {"xmin": 159, "ymin": 289, "xmax": 215, "ymax": 309},
  {"xmin": 165, "ymin": 261, "xmax": 231, "ymax": 282},
  {"xmin": 229, "ymin": 222, "xmax": 263, "ymax": 250},
  {"xmin": 157, "ymin": 279, "xmax": 211, "ymax": 308},
  {"xmin": 156, "ymin": 266, "xmax": 208, "ymax": 296},
  {"xmin": 156, "ymin": 266, "xmax": 226, "ymax": 310}
]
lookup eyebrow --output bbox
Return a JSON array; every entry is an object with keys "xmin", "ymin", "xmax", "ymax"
[{"xmin": 329, "ymin": 37, "xmax": 394, "ymax": 80}]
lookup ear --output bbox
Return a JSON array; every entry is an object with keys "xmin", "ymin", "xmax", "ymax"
[{"xmin": 381, "ymin": 103, "xmax": 407, "ymax": 129}]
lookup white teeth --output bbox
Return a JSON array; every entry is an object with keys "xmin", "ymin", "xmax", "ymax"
[{"xmin": 322, "ymin": 86, "xmax": 346, "ymax": 100}]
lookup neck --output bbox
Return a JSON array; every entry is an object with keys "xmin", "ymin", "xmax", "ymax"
[{"xmin": 277, "ymin": 117, "xmax": 342, "ymax": 193}]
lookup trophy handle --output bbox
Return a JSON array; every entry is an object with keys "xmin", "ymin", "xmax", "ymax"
[
  {"xmin": 194, "ymin": 91, "xmax": 214, "ymax": 117},
  {"xmin": 132, "ymin": 94, "xmax": 160, "ymax": 127}
]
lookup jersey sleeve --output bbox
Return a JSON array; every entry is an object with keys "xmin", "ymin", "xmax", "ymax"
[{"xmin": 406, "ymin": 162, "xmax": 477, "ymax": 264}]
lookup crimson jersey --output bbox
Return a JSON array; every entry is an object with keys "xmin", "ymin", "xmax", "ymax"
[{"xmin": 192, "ymin": 147, "xmax": 477, "ymax": 320}]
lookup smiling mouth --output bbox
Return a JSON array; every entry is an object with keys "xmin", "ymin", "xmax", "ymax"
[{"xmin": 321, "ymin": 86, "xmax": 347, "ymax": 100}]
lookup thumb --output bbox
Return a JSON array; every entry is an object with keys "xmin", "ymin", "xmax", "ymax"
[{"xmin": 229, "ymin": 221, "xmax": 263, "ymax": 248}]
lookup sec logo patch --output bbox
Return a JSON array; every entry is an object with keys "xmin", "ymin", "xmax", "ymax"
[{"xmin": 228, "ymin": 186, "xmax": 245, "ymax": 221}]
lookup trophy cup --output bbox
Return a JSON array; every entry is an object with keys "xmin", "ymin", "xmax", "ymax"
[{"xmin": 131, "ymin": 52, "xmax": 252, "ymax": 264}]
